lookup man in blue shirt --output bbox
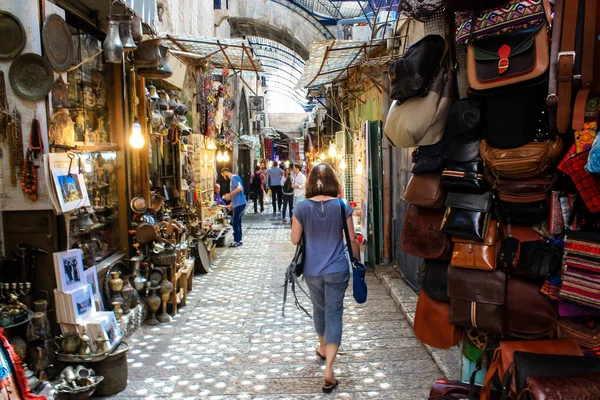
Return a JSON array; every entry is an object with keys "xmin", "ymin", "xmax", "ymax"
[
  {"xmin": 221, "ymin": 168, "xmax": 247, "ymax": 247},
  {"xmin": 266, "ymin": 161, "xmax": 284, "ymax": 214}
]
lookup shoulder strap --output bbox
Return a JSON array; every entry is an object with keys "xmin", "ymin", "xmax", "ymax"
[
  {"xmin": 339, "ymin": 198, "xmax": 355, "ymax": 263},
  {"xmin": 547, "ymin": 0, "xmax": 564, "ymax": 130},
  {"xmin": 556, "ymin": 0, "xmax": 580, "ymax": 134}
]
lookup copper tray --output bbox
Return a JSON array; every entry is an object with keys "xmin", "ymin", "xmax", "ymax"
[
  {"xmin": 9, "ymin": 53, "xmax": 54, "ymax": 100},
  {"xmin": 0, "ymin": 11, "xmax": 26, "ymax": 59},
  {"xmin": 43, "ymin": 14, "xmax": 73, "ymax": 72}
]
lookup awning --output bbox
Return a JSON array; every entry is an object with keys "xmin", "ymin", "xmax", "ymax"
[
  {"xmin": 163, "ymin": 35, "xmax": 264, "ymax": 74},
  {"xmin": 296, "ymin": 40, "xmax": 379, "ymax": 89}
]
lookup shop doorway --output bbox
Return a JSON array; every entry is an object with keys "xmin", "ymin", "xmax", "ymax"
[
  {"xmin": 367, "ymin": 121, "xmax": 383, "ymax": 267},
  {"xmin": 237, "ymin": 148, "xmax": 252, "ymax": 199}
]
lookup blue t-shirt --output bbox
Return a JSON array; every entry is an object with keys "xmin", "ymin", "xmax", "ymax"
[
  {"xmin": 267, "ymin": 167, "xmax": 283, "ymax": 186},
  {"xmin": 229, "ymin": 175, "xmax": 247, "ymax": 207},
  {"xmin": 293, "ymin": 198, "xmax": 354, "ymax": 277}
]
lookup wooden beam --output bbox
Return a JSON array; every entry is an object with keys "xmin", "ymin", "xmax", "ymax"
[
  {"xmin": 166, "ymin": 35, "xmax": 188, "ymax": 52},
  {"xmin": 242, "ymin": 43, "xmax": 260, "ymax": 80},
  {"xmin": 331, "ymin": 44, "xmax": 365, "ymax": 84},
  {"xmin": 136, "ymin": 75, "xmax": 151, "ymax": 204},
  {"xmin": 306, "ymin": 41, "xmax": 333, "ymax": 88},
  {"xmin": 216, "ymin": 41, "xmax": 257, "ymax": 96}
]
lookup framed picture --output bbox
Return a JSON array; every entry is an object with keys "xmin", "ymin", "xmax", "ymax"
[
  {"xmin": 51, "ymin": 168, "xmax": 90, "ymax": 213},
  {"xmin": 69, "ymin": 284, "xmax": 96, "ymax": 322},
  {"xmin": 84, "ymin": 266, "xmax": 103, "ymax": 311},
  {"xmin": 87, "ymin": 312, "xmax": 122, "ymax": 352},
  {"xmin": 54, "ymin": 249, "xmax": 86, "ymax": 292},
  {"xmin": 104, "ymin": 312, "xmax": 122, "ymax": 348}
]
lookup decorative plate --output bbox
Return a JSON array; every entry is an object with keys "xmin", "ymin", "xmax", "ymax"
[
  {"xmin": 0, "ymin": 11, "xmax": 26, "ymax": 60},
  {"xmin": 9, "ymin": 53, "xmax": 54, "ymax": 100},
  {"xmin": 42, "ymin": 14, "xmax": 73, "ymax": 72}
]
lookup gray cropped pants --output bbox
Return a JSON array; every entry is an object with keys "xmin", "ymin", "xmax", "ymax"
[{"xmin": 304, "ymin": 271, "xmax": 350, "ymax": 346}]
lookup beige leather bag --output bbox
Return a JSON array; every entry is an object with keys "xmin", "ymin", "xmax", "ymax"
[{"xmin": 384, "ymin": 67, "xmax": 455, "ymax": 148}]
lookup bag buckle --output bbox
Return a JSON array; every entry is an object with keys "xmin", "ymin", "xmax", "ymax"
[
  {"xmin": 558, "ymin": 51, "xmax": 576, "ymax": 67},
  {"xmin": 498, "ymin": 58, "xmax": 509, "ymax": 74}
]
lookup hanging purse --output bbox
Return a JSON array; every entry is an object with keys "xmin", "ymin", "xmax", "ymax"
[
  {"xmin": 558, "ymin": 145, "xmax": 600, "ymax": 213},
  {"xmin": 415, "ymin": 290, "xmax": 463, "ymax": 350},
  {"xmin": 440, "ymin": 158, "xmax": 486, "ymax": 192},
  {"xmin": 441, "ymin": 191, "xmax": 493, "ymax": 242},
  {"xmin": 340, "ymin": 199, "xmax": 367, "ymax": 304},
  {"xmin": 384, "ymin": 67, "xmax": 455, "ymax": 148},
  {"xmin": 528, "ymin": 373, "xmax": 600, "ymax": 399},
  {"xmin": 451, "ymin": 220, "xmax": 500, "ymax": 271},
  {"xmin": 480, "ymin": 137, "xmax": 563, "ymax": 179},
  {"xmin": 448, "ymin": 267, "xmax": 508, "ymax": 334},
  {"xmin": 404, "ymin": 173, "xmax": 446, "ymax": 209},
  {"xmin": 412, "ymin": 142, "xmax": 444, "ymax": 175},
  {"xmin": 389, "ymin": 35, "xmax": 447, "ymax": 101},
  {"xmin": 419, "ymin": 260, "xmax": 450, "ymax": 303},
  {"xmin": 467, "ymin": 24, "xmax": 549, "ymax": 90},
  {"xmin": 484, "ymin": 169, "xmax": 557, "ymax": 203},
  {"xmin": 401, "ymin": 205, "xmax": 451, "ymax": 259},
  {"xmin": 455, "ymin": 0, "xmax": 551, "ymax": 45},
  {"xmin": 506, "ymin": 277, "xmax": 557, "ymax": 339}
]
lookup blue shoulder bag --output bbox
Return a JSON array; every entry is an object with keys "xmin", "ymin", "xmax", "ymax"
[{"xmin": 339, "ymin": 199, "xmax": 368, "ymax": 304}]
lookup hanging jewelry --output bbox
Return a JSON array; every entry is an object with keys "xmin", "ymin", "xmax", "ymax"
[
  {"xmin": 0, "ymin": 71, "xmax": 7, "ymax": 142},
  {"xmin": 29, "ymin": 116, "xmax": 44, "ymax": 159},
  {"xmin": 8, "ymin": 109, "xmax": 23, "ymax": 187},
  {"xmin": 21, "ymin": 149, "xmax": 38, "ymax": 201}
]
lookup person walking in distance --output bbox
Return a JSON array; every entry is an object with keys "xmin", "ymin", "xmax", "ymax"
[
  {"xmin": 291, "ymin": 163, "xmax": 360, "ymax": 393},
  {"xmin": 221, "ymin": 168, "xmax": 247, "ymax": 247},
  {"xmin": 281, "ymin": 167, "xmax": 294, "ymax": 223},
  {"xmin": 267, "ymin": 161, "xmax": 284, "ymax": 214},
  {"xmin": 291, "ymin": 163, "xmax": 306, "ymax": 207},
  {"xmin": 250, "ymin": 166, "xmax": 265, "ymax": 213}
]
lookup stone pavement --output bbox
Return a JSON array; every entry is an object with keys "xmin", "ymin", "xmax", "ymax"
[{"xmin": 105, "ymin": 209, "xmax": 444, "ymax": 400}]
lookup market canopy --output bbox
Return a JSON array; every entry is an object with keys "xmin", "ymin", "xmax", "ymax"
[
  {"xmin": 296, "ymin": 40, "xmax": 373, "ymax": 89},
  {"xmin": 163, "ymin": 35, "xmax": 264, "ymax": 73}
]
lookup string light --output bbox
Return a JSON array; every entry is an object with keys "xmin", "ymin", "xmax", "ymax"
[
  {"xmin": 356, "ymin": 159, "xmax": 363, "ymax": 175},
  {"xmin": 339, "ymin": 158, "xmax": 347, "ymax": 170},
  {"xmin": 328, "ymin": 142, "xmax": 337, "ymax": 158}
]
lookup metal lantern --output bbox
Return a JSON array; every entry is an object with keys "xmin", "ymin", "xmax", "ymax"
[
  {"xmin": 118, "ymin": 17, "xmax": 137, "ymax": 52},
  {"xmin": 104, "ymin": 20, "xmax": 124, "ymax": 63}
]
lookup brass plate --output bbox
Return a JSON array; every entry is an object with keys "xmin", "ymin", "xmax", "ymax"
[
  {"xmin": 9, "ymin": 53, "xmax": 54, "ymax": 101},
  {"xmin": 43, "ymin": 14, "xmax": 73, "ymax": 72},
  {"xmin": 0, "ymin": 11, "xmax": 26, "ymax": 60}
]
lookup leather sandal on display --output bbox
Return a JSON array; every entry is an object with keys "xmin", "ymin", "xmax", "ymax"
[{"xmin": 322, "ymin": 379, "xmax": 339, "ymax": 393}]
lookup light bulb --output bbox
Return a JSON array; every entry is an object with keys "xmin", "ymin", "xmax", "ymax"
[
  {"xmin": 129, "ymin": 121, "xmax": 144, "ymax": 149},
  {"xmin": 285, "ymin": 161, "xmax": 290, "ymax": 168},
  {"xmin": 223, "ymin": 151, "xmax": 230, "ymax": 162},
  {"xmin": 356, "ymin": 160, "xmax": 363, "ymax": 175},
  {"xmin": 216, "ymin": 151, "xmax": 223, "ymax": 162},
  {"xmin": 328, "ymin": 143, "xmax": 337, "ymax": 158},
  {"xmin": 320, "ymin": 152, "xmax": 326, "ymax": 160},
  {"xmin": 340, "ymin": 159, "xmax": 347, "ymax": 170},
  {"xmin": 268, "ymin": 161, "xmax": 273, "ymax": 168}
]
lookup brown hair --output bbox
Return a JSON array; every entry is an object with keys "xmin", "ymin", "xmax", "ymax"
[{"xmin": 305, "ymin": 163, "xmax": 341, "ymax": 198}]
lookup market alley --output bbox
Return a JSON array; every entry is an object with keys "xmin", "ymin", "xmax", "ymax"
[{"xmin": 110, "ymin": 212, "xmax": 443, "ymax": 399}]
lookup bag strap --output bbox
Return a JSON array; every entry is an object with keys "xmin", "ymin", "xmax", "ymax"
[
  {"xmin": 556, "ymin": 0, "xmax": 580, "ymax": 134},
  {"xmin": 339, "ymin": 198, "xmax": 356, "ymax": 263},
  {"xmin": 481, "ymin": 347, "xmax": 502, "ymax": 400},
  {"xmin": 547, "ymin": 0, "xmax": 564, "ymax": 130},
  {"xmin": 572, "ymin": 0, "xmax": 599, "ymax": 130}
]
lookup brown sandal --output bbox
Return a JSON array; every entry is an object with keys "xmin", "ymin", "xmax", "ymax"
[
  {"xmin": 316, "ymin": 348, "xmax": 326, "ymax": 361},
  {"xmin": 322, "ymin": 378, "xmax": 339, "ymax": 393}
]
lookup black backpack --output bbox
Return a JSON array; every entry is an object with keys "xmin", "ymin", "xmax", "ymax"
[
  {"xmin": 251, "ymin": 173, "xmax": 262, "ymax": 191},
  {"xmin": 283, "ymin": 177, "xmax": 293, "ymax": 193}
]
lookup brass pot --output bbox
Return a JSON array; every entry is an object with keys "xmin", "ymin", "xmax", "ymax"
[
  {"xmin": 134, "ymin": 38, "xmax": 161, "ymax": 67},
  {"xmin": 138, "ymin": 45, "xmax": 173, "ymax": 79}
]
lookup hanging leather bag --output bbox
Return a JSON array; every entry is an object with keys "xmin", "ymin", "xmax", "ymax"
[
  {"xmin": 528, "ymin": 373, "xmax": 600, "ymax": 399},
  {"xmin": 480, "ymin": 137, "xmax": 563, "ymax": 179},
  {"xmin": 440, "ymin": 158, "xmax": 486, "ymax": 192},
  {"xmin": 384, "ymin": 67, "xmax": 455, "ymax": 148},
  {"xmin": 389, "ymin": 35, "xmax": 446, "ymax": 101},
  {"xmin": 412, "ymin": 142, "xmax": 445, "ymax": 175},
  {"xmin": 420, "ymin": 260, "xmax": 450, "ymax": 302},
  {"xmin": 480, "ymin": 338, "xmax": 584, "ymax": 400},
  {"xmin": 404, "ymin": 173, "xmax": 446, "ymax": 208},
  {"xmin": 401, "ymin": 205, "xmax": 451, "ymax": 259},
  {"xmin": 448, "ymin": 267, "xmax": 508, "ymax": 334},
  {"xmin": 451, "ymin": 220, "xmax": 500, "ymax": 271},
  {"xmin": 484, "ymin": 169, "xmax": 557, "ymax": 203},
  {"xmin": 467, "ymin": 24, "xmax": 549, "ymax": 90},
  {"xmin": 506, "ymin": 277, "xmax": 557, "ymax": 339},
  {"xmin": 414, "ymin": 290, "xmax": 463, "ymax": 350},
  {"xmin": 441, "ymin": 191, "xmax": 493, "ymax": 242}
]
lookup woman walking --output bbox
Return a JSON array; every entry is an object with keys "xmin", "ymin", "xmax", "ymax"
[
  {"xmin": 290, "ymin": 163, "xmax": 360, "ymax": 393},
  {"xmin": 281, "ymin": 168, "xmax": 294, "ymax": 223}
]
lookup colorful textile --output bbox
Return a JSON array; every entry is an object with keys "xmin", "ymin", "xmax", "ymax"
[
  {"xmin": 0, "ymin": 328, "xmax": 45, "ymax": 400},
  {"xmin": 558, "ymin": 318, "xmax": 600, "ymax": 349},
  {"xmin": 559, "ymin": 255, "xmax": 600, "ymax": 310},
  {"xmin": 575, "ymin": 121, "xmax": 598, "ymax": 153},
  {"xmin": 558, "ymin": 144, "xmax": 600, "ymax": 213},
  {"xmin": 455, "ymin": 0, "xmax": 548, "ymax": 44}
]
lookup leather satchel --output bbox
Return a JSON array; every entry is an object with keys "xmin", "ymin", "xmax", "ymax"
[
  {"xmin": 514, "ymin": 352, "xmax": 600, "ymax": 393},
  {"xmin": 484, "ymin": 169, "xmax": 557, "ymax": 203},
  {"xmin": 404, "ymin": 173, "xmax": 445, "ymax": 209},
  {"xmin": 412, "ymin": 142, "xmax": 444, "ymax": 175},
  {"xmin": 480, "ymin": 338, "xmax": 584, "ymax": 400},
  {"xmin": 527, "ymin": 373, "xmax": 600, "ymax": 399},
  {"xmin": 384, "ymin": 67, "xmax": 455, "ymax": 148},
  {"xmin": 429, "ymin": 379, "xmax": 483, "ymax": 399},
  {"xmin": 441, "ymin": 191, "xmax": 492, "ymax": 242},
  {"xmin": 468, "ymin": 24, "xmax": 549, "ymax": 90},
  {"xmin": 401, "ymin": 205, "xmax": 451, "ymax": 259},
  {"xmin": 480, "ymin": 137, "xmax": 563, "ymax": 179},
  {"xmin": 448, "ymin": 267, "xmax": 507, "ymax": 334},
  {"xmin": 414, "ymin": 290, "xmax": 463, "ymax": 350},
  {"xmin": 498, "ymin": 200, "xmax": 549, "ymax": 225},
  {"xmin": 451, "ymin": 220, "xmax": 499, "ymax": 271},
  {"xmin": 420, "ymin": 260, "xmax": 450, "ymax": 303},
  {"xmin": 506, "ymin": 277, "xmax": 557, "ymax": 339},
  {"xmin": 389, "ymin": 35, "xmax": 446, "ymax": 102},
  {"xmin": 440, "ymin": 158, "xmax": 486, "ymax": 192}
]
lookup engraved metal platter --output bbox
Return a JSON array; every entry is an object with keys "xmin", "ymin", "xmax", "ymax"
[
  {"xmin": 9, "ymin": 53, "xmax": 54, "ymax": 100},
  {"xmin": 0, "ymin": 11, "xmax": 26, "ymax": 60},
  {"xmin": 43, "ymin": 14, "xmax": 73, "ymax": 72}
]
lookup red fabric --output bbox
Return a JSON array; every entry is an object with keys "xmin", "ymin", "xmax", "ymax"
[
  {"xmin": 0, "ymin": 328, "xmax": 46, "ymax": 400},
  {"xmin": 558, "ymin": 145, "xmax": 600, "ymax": 213}
]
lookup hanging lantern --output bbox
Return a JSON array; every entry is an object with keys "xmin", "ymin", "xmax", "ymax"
[
  {"xmin": 328, "ymin": 142, "xmax": 337, "ymax": 158},
  {"xmin": 118, "ymin": 16, "xmax": 137, "ymax": 52},
  {"xmin": 223, "ymin": 151, "xmax": 230, "ymax": 162},
  {"xmin": 320, "ymin": 152, "xmax": 326, "ymax": 160},
  {"xmin": 339, "ymin": 158, "xmax": 347, "ymax": 170},
  {"xmin": 104, "ymin": 20, "xmax": 124, "ymax": 63},
  {"xmin": 216, "ymin": 151, "xmax": 224, "ymax": 162}
]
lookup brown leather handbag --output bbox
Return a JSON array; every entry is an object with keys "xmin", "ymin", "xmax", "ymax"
[
  {"xmin": 447, "ymin": 267, "xmax": 507, "ymax": 334},
  {"xmin": 528, "ymin": 373, "xmax": 600, "ymax": 400},
  {"xmin": 484, "ymin": 169, "xmax": 557, "ymax": 203},
  {"xmin": 414, "ymin": 290, "xmax": 463, "ymax": 350},
  {"xmin": 506, "ymin": 277, "xmax": 557, "ymax": 339},
  {"xmin": 404, "ymin": 173, "xmax": 446, "ymax": 208},
  {"xmin": 451, "ymin": 220, "xmax": 500, "ymax": 271},
  {"xmin": 401, "ymin": 205, "xmax": 451, "ymax": 259},
  {"xmin": 480, "ymin": 338, "xmax": 584, "ymax": 400},
  {"xmin": 480, "ymin": 137, "xmax": 563, "ymax": 179}
]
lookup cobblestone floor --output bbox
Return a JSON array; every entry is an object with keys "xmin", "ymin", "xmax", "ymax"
[{"xmin": 106, "ymin": 208, "xmax": 443, "ymax": 399}]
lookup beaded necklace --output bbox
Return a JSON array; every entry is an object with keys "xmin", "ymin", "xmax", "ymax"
[{"xmin": 21, "ymin": 117, "xmax": 43, "ymax": 201}]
